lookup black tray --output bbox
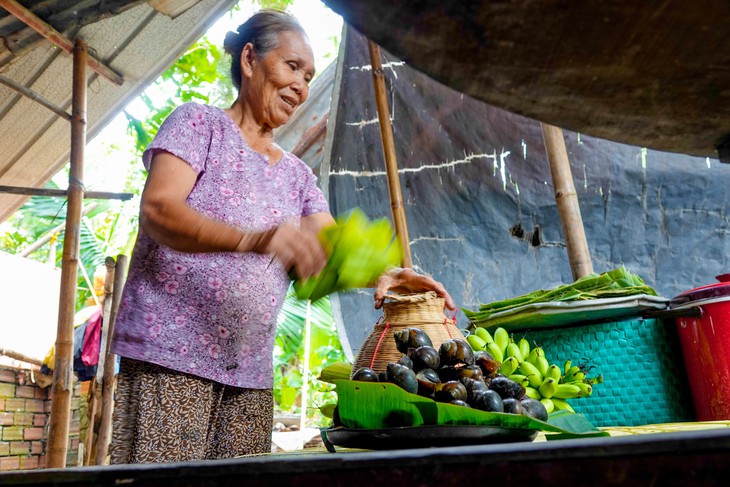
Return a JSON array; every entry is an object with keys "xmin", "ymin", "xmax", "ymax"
[{"xmin": 321, "ymin": 425, "xmax": 538, "ymax": 451}]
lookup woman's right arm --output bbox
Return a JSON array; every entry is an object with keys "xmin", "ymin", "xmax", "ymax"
[{"xmin": 140, "ymin": 150, "xmax": 326, "ymax": 278}]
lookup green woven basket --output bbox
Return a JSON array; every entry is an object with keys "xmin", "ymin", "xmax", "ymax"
[{"xmin": 507, "ymin": 317, "xmax": 695, "ymax": 427}]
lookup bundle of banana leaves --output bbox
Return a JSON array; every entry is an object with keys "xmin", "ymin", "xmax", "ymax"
[
  {"xmin": 463, "ymin": 266, "xmax": 657, "ymax": 325},
  {"xmin": 293, "ymin": 208, "xmax": 402, "ymax": 301}
]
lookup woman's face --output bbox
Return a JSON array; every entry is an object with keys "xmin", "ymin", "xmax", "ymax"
[{"xmin": 243, "ymin": 30, "xmax": 315, "ymax": 130}]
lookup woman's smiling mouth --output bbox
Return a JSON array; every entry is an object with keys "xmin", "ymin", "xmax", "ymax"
[{"xmin": 281, "ymin": 96, "xmax": 297, "ymax": 109}]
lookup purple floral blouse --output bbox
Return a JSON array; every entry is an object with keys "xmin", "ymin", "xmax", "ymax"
[{"xmin": 110, "ymin": 103, "xmax": 329, "ymax": 389}]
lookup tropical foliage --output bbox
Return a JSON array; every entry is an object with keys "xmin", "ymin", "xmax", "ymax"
[
  {"xmin": 275, "ymin": 288, "xmax": 346, "ymax": 424},
  {"xmin": 124, "ymin": 36, "xmax": 233, "ymax": 156},
  {"xmin": 0, "ymin": 181, "xmax": 137, "ymax": 303}
]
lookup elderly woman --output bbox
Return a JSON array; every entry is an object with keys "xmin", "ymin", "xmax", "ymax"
[{"xmin": 109, "ymin": 10, "xmax": 455, "ymax": 464}]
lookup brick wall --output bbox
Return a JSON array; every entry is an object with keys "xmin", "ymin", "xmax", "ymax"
[{"xmin": 0, "ymin": 366, "xmax": 83, "ymax": 471}]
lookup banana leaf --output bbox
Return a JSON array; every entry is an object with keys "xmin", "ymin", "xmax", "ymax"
[
  {"xmin": 464, "ymin": 266, "xmax": 658, "ymax": 325},
  {"xmin": 333, "ymin": 380, "xmax": 607, "ymax": 438},
  {"xmin": 293, "ymin": 208, "xmax": 401, "ymax": 301}
]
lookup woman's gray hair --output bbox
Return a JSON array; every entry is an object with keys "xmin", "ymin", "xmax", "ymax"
[{"xmin": 223, "ymin": 9, "xmax": 307, "ymax": 90}]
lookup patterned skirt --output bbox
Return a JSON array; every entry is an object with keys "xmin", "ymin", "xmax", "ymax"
[{"xmin": 110, "ymin": 357, "xmax": 273, "ymax": 464}]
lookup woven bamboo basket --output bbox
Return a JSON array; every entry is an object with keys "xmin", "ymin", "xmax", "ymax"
[{"xmin": 351, "ymin": 291, "xmax": 464, "ymax": 376}]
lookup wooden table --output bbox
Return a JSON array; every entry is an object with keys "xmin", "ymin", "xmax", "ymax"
[{"xmin": 2, "ymin": 424, "xmax": 730, "ymax": 486}]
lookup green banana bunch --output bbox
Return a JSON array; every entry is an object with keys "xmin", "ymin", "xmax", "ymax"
[
  {"xmin": 538, "ymin": 377, "xmax": 557, "ymax": 398},
  {"xmin": 467, "ymin": 326, "xmax": 601, "ymax": 416},
  {"xmin": 466, "ymin": 334, "xmax": 488, "ymax": 352},
  {"xmin": 545, "ymin": 364, "xmax": 562, "ymax": 382},
  {"xmin": 560, "ymin": 360, "xmax": 603, "ymax": 387},
  {"xmin": 499, "ymin": 356, "xmax": 520, "ymax": 376},
  {"xmin": 553, "ymin": 383, "xmax": 582, "ymax": 399},
  {"xmin": 518, "ymin": 337, "xmax": 531, "ymax": 359},
  {"xmin": 475, "ymin": 327, "xmax": 494, "ymax": 344},
  {"xmin": 518, "ymin": 361, "xmax": 544, "ymax": 388},
  {"xmin": 508, "ymin": 374, "xmax": 531, "ymax": 388},
  {"xmin": 493, "ymin": 327, "xmax": 510, "ymax": 354},
  {"xmin": 486, "ymin": 341, "xmax": 504, "ymax": 363},
  {"xmin": 524, "ymin": 387, "xmax": 541, "ymax": 400},
  {"xmin": 540, "ymin": 398, "xmax": 555, "ymax": 414},
  {"xmin": 551, "ymin": 397, "xmax": 574, "ymax": 413},
  {"xmin": 505, "ymin": 341, "xmax": 524, "ymax": 363}
]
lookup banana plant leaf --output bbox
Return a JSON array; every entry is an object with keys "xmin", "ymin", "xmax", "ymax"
[{"xmin": 333, "ymin": 380, "xmax": 607, "ymax": 438}]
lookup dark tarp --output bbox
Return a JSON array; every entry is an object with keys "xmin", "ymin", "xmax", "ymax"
[
  {"xmin": 323, "ymin": 28, "xmax": 730, "ymax": 357},
  {"xmin": 323, "ymin": 0, "xmax": 730, "ymax": 161}
]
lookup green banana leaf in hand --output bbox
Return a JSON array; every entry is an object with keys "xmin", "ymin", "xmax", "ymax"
[{"xmin": 293, "ymin": 208, "xmax": 402, "ymax": 301}]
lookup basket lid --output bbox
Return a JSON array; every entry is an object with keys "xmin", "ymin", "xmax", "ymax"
[
  {"xmin": 381, "ymin": 291, "xmax": 452, "ymax": 325},
  {"xmin": 383, "ymin": 291, "xmax": 440, "ymax": 303}
]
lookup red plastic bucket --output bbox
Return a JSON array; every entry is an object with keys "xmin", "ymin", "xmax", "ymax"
[{"xmin": 670, "ymin": 274, "xmax": 730, "ymax": 421}]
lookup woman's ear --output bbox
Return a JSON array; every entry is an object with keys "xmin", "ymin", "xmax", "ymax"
[{"xmin": 240, "ymin": 42, "xmax": 256, "ymax": 79}]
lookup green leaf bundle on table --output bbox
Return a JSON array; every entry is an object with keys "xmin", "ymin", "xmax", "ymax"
[{"xmin": 463, "ymin": 266, "xmax": 657, "ymax": 326}]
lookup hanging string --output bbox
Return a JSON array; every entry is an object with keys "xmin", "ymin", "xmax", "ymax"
[
  {"xmin": 68, "ymin": 176, "xmax": 87, "ymax": 191},
  {"xmin": 441, "ymin": 308, "xmax": 457, "ymax": 338},
  {"xmin": 369, "ymin": 321, "xmax": 390, "ymax": 370}
]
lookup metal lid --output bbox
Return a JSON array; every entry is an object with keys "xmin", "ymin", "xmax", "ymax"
[{"xmin": 670, "ymin": 274, "xmax": 730, "ymax": 307}]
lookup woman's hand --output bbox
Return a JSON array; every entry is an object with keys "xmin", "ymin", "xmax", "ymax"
[
  {"xmin": 245, "ymin": 221, "xmax": 327, "ymax": 280},
  {"xmin": 373, "ymin": 267, "xmax": 456, "ymax": 311}
]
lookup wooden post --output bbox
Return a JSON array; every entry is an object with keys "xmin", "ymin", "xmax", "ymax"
[
  {"xmin": 0, "ymin": 348, "xmax": 43, "ymax": 366},
  {"xmin": 94, "ymin": 254, "xmax": 127, "ymax": 466},
  {"xmin": 46, "ymin": 39, "xmax": 87, "ymax": 469},
  {"xmin": 82, "ymin": 378, "xmax": 99, "ymax": 466},
  {"xmin": 298, "ymin": 299, "xmax": 312, "ymax": 449},
  {"xmin": 95, "ymin": 257, "xmax": 118, "ymax": 389},
  {"xmin": 83, "ymin": 257, "xmax": 116, "ymax": 466},
  {"xmin": 541, "ymin": 123, "xmax": 594, "ymax": 280},
  {"xmin": 367, "ymin": 39, "xmax": 412, "ymax": 268}
]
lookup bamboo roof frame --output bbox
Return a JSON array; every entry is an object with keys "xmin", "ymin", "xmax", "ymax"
[
  {"xmin": 0, "ymin": 0, "xmax": 123, "ymax": 86},
  {"xmin": 0, "ymin": 0, "xmax": 133, "ymax": 204}
]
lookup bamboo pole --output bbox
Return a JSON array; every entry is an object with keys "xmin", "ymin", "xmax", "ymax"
[
  {"xmin": 46, "ymin": 39, "xmax": 88, "ymax": 469},
  {"xmin": 367, "ymin": 39, "xmax": 412, "ymax": 268},
  {"xmin": 95, "ymin": 257, "xmax": 117, "ymax": 387},
  {"xmin": 0, "ymin": 348, "xmax": 43, "ymax": 366},
  {"xmin": 0, "ymin": 74, "xmax": 71, "ymax": 120},
  {"xmin": 94, "ymin": 254, "xmax": 127, "ymax": 465},
  {"xmin": 298, "ymin": 299, "xmax": 312, "ymax": 450},
  {"xmin": 541, "ymin": 123, "xmax": 594, "ymax": 280},
  {"xmin": 85, "ymin": 257, "xmax": 116, "ymax": 466},
  {"xmin": 0, "ymin": 185, "xmax": 133, "ymax": 200},
  {"xmin": 82, "ymin": 378, "xmax": 99, "ymax": 466},
  {"xmin": 0, "ymin": 0, "xmax": 124, "ymax": 85}
]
